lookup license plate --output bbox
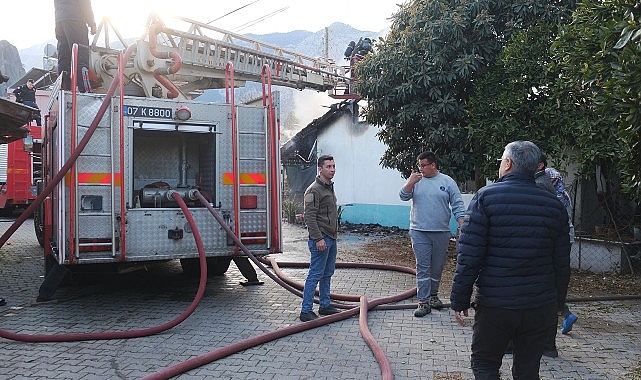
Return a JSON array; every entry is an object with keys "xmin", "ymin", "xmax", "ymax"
[{"xmin": 123, "ymin": 105, "xmax": 173, "ymax": 119}]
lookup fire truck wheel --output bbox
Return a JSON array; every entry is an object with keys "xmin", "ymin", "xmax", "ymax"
[
  {"xmin": 207, "ymin": 257, "xmax": 232, "ymax": 276},
  {"xmin": 180, "ymin": 257, "xmax": 232, "ymax": 277},
  {"xmin": 33, "ymin": 205, "xmax": 45, "ymax": 248}
]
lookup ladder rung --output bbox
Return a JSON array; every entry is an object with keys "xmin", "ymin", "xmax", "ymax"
[{"xmin": 238, "ymin": 131, "xmax": 266, "ymax": 136}]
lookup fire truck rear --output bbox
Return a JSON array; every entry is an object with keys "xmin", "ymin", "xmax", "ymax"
[{"xmin": 35, "ymin": 14, "xmax": 352, "ymax": 287}]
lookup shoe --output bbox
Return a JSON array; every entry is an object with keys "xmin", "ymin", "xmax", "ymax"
[
  {"xmin": 319, "ymin": 306, "xmax": 341, "ymax": 315},
  {"xmin": 428, "ymin": 295, "xmax": 444, "ymax": 310},
  {"xmin": 0, "ymin": 298, "xmax": 5, "ymax": 306},
  {"xmin": 299, "ymin": 311, "xmax": 319, "ymax": 322},
  {"xmin": 0, "ymin": 74, "xmax": 9, "ymax": 84},
  {"xmin": 239, "ymin": 280, "xmax": 264, "ymax": 286},
  {"xmin": 414, "ymin": 302, "xmax": 431, "ymax": 317},
  {"xmin": 542, "ymin": 348, "xmax": 559, "ymax": 358},
  {"xmin": 561, "ymin": 313, "xmax": 578, "ymax": 334}
]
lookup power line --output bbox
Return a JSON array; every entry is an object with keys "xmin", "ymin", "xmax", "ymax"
[
  {"xmin": 206, "ymin": 0, "xmax": 262, "ymax": 25},
  {"xmin": 234, "ymin": 7, "xmax": 289, "ymax": 32}
]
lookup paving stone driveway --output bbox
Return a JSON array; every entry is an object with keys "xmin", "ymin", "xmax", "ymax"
[{"xmin": 1, "ymin": 216, "xmax": 639, "ymax": 379}]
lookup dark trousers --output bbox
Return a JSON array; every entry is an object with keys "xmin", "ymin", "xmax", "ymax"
[
  {"xmin": 22, "ymin": 101, "xmax": 41, "ymax": 126},
  {"xmin": 471, "ymin": 304, "xmax": 557, "ymax": 380},
  {"xmin": 545, "ymin": 303, "xmax": 572, "ymax": 350},
  {"xmin": 55, "ymin": 21, "xmax": 91, "ymax": 92},
  {"xmin": 232, "ymin": 257, "xmax": 258, "ymax": 282}
]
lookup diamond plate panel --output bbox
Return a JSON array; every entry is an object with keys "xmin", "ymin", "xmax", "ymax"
[{"xmin": 124, "ymin": 208, "xmax": 234, "ymax": 257}]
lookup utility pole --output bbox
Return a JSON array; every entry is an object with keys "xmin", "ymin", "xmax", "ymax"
[{"xmin": 324, "ymin": 27, "xmax": 329, "ymax": 58}]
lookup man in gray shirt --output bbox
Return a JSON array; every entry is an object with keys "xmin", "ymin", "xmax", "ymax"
[{"xmin": 400, "ymin": 151, "xmax": 465, "ymax": 317}]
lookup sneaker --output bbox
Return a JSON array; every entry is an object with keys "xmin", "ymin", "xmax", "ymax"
[
  {"xmin": 542, "ymin": 347, "xmax": 559, "ymax": 358},
  {"xmin": 319, "ymin": 306, "xmax": 341, "ymax": 315},
  {"xmin": 239, "ymin": 280, "xmax": 264, "ymax": 286},
  {"xmin": 414, "ymin": 302, "xmax": 431, "ymax": 317},
  {"xmin": 428, "ymin": 295, "xmax": 444, "ymax": 310},
  {"xmin": 299, "ymin": 311, "xmax": 319, "ymax": 322},
  {"xmin": 561, "ymin": 313, "xmax": 578, "ymax": 334}
]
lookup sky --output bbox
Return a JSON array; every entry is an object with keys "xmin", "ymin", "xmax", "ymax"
[{"xmin": 1, "ymin": 0, "xmax": 404, "ymax": 50}]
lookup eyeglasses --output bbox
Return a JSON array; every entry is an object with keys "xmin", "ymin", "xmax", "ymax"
[{"xmin": 418, "ymin": 162, "xmax": 435, "ymax": 168}]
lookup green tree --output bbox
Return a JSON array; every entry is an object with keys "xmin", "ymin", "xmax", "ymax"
[
  {"xmin": 466, "ymin": 23, "xmax": 586, "ymax": 180},
  {"xmin": 552, "ymin": 0, "xmax": 641, "ymax": 201},
  {"xmin": 540, "ymin": 0, "xmax": 641, "ymax": 233},
  {"xmin": 355, "ymin": 0, "xmax": 575, "ymax": 181}
]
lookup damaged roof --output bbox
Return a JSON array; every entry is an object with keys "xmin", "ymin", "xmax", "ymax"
[{"xmin": 280, "ymin": 100, "xmax": 354, "ymax": 164}]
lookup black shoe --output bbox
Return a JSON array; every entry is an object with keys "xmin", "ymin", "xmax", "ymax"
[
  {"xmin": 319, "ymin": 306, "xmax": 341, "ymax": 315},
  {"xmin": 240, "ymin": 280, "xmax": 264, "ymax": 286},
  {"xmin": 414, "ymin": 302, "xmax": 431, "ymax": 317},
  {"xmin": 428, "ymin": 295, "xmax": 444, "ymax": 310},
  {"xmin": 0, "ymin": 298, "xmax": 6, "ymax": 306},
  {"xmin": 299, "ymin": 311, "xmax": 319, "ymax": 322},
  {"xmin": 543, "ymin": 348, "xmax": 559, "ymax": 358}
]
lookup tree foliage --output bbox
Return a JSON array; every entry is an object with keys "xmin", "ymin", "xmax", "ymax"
[
  {"xmin": 355, "ymin": 0, "xmax": 575, "ymax": 181},
  {"xmin": 552, "ymin": 0, "xmax": 641, "ymax": 200},
  {"xmin": 466, "ymin": 23, "xmax": 586, "ymax": 181}
]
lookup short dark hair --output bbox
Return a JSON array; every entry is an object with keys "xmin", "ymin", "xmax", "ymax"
[
  {"xmin": 317, "ymin": 154, "xmax": 334, "ymax": 167},
  {"xmin": 540, "ymin": 153, "xmax": 548, "ymax": 168},
  {"xmin": 417, "ymin": 151, "xmax": 437, "ymax": 165},
  {"xmin": 27, "ymin": 79, "xmax": 34, "ymax": 84}
]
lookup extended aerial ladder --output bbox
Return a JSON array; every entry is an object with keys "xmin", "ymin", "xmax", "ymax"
[{"xmin": 87, "ymin": 14, "xmax": 358, "ymax": 100}]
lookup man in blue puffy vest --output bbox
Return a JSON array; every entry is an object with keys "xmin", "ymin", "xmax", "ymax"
[{"xmin": 451, "ymin": 141, "xmax": 570, "ymax": 379}]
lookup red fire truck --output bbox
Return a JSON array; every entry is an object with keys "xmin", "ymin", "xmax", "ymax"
[
  {"xmin": 0, "ymin": 124, "xmax": 41, "ymax": 216},
  {"xmin": 0, "ymin": 87, "xmax": 49, "ymax": 216}
]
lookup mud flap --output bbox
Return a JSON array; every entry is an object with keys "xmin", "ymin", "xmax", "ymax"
[{"xmin": 37, "ymin": 255, "xmax": 69, "ymax": 302}]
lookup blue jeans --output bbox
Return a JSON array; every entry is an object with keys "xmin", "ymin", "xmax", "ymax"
[
  {"xmin": 409, "ymin": 229, "xmax": 451, "ymax": 303},
  {"xmin": 301, "ymin": 234, "xmax": 337, "ymax": 313}
]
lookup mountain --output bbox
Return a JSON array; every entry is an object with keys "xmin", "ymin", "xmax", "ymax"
[{"xmin": 0, "ymin": 40, "xmax": 27, "ymax": 96}]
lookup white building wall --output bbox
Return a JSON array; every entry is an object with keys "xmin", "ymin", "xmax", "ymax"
[
  {"xmin": 313, "ymin": 112, "xmax": 473, "ymax": 230},
  {"xmin": 315, "ymin": 114, "xmax": 406, "ymax": 207}
]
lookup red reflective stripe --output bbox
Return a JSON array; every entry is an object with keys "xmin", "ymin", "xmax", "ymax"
[
  {"xmin": 67, "ymin": 173, "xmax": 122, "ymax": 185},
  {"xmin": 223, "ymin": 172, "xmax": 266, "ymax": 185}
]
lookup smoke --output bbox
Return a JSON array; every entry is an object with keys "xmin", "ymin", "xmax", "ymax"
[{"xmin": 281, "ymin": 89, "xmax": 335, "ymax": 143}]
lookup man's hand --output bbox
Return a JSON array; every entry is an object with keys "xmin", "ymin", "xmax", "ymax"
[
  {"xmin": 408, "ymin": 171, "xmax": 422, "ymax": 185},
  {"xmin": 315, "ymin": 239, "xmax": 327, "ymax": 252},
  {"xmin": 90, "ymin": 25, "xmax": 97, "ymax": 35},
  {"xmin": 454, "ymin": 309, "xmax": 469, "ymax": 326}
]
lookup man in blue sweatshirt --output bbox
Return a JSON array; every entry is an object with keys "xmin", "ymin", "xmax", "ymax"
[{"xmin": 400, "ymin": 151, "xmax": 465, "ymax": 317}]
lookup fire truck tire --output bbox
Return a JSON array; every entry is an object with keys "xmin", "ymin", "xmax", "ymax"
[
  {"xmin": 33, "ymin": 204, "xmax": 45, "ymax": 248},
  {"xmin": 207, "ymin": 257, "xmax": 232, "ymax": 276},
  {"xmin": 180, "ymin": 257, "xmax": 232, "ymax": 277}
]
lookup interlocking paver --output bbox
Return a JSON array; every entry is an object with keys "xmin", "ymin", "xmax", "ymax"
[{"xmin": 1, "ymin": 215, "xmax": 640, "ymax": 379}]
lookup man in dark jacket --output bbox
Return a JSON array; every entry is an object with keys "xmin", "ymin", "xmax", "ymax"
[
  {"xmin": 299, "ymin": 154, "xmax": 341, "ymax": 322},
  {"xmin": 450, "ymin": 140, "xmax": 570, "ymax": 379},
  {"xmin": 54, "ymin": 0, "xmax": 96, "ymax": 92},
  {"xmin": 13, "ymin": 79, "xmax": 41, "ymax": 126}
]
